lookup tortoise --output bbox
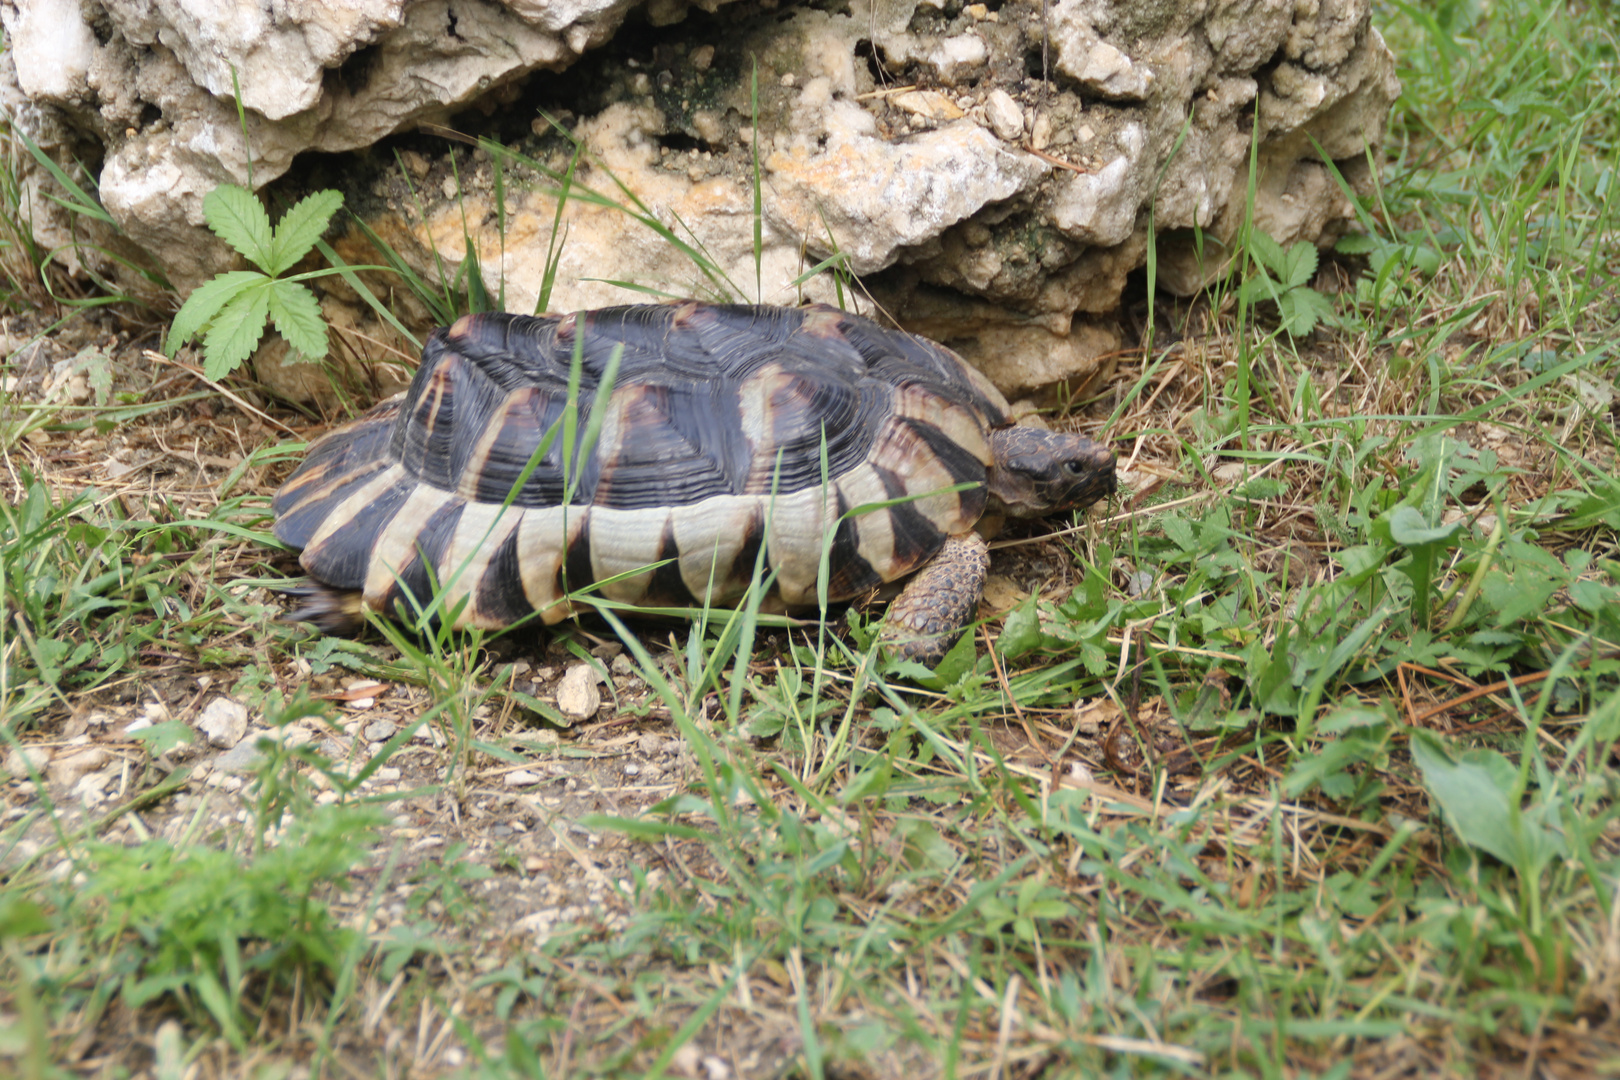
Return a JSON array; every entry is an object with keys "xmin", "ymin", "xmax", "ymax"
[{"xmin": 271, "ymin": 302, "xmax": 1116, "ymax": 665}]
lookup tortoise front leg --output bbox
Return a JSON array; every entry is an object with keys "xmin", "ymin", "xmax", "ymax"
[{"xmin": 879, "ymin": 532, "xmax": 990, "ymax": 667}]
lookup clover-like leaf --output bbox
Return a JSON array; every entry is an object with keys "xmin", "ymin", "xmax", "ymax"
[
  {"xmin": 267, "ymin": 189, "xmax": 344, "ymax": 277},
  {"xmin": 267, "ymin": 280, "xmax": 329, "ymax": 360},
  {"xmin": 203, "ymin": 185, "xmax": 274, "ymax": 270},
  {"xmin": 1277, "ymin": 240, "xmax": 1319, "ymax": 290},
  {"xmin": 1247, "ymin": 230, "xmax": 1286, "ymax": 275},
  {"xmin": 165, "ymin": 270, "xmax": 266, "ymax": 356},
  {"xmin": 1276, "ymin": 287, "xmax": 1334, "ymax": 336},
  {"xmin": 202, "ymin": 284, "xmax": 272, "ymax": 382},
  {"xmin": 996, "ymin": 597, "xmax": 1046, "ymax": 661}
]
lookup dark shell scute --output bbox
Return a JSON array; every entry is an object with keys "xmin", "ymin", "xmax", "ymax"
[
  {"xmin": 727, "ymin": 505, "xmax": 770, "ymax": 590},
  {"xmin": 383, "ymin": 499, "xmax": 465, "ymax": 618},
  {"xmin": 271, "ymin": 404, "xmax": 401, "ymax": 548},
  {"xmin": 838, "ymin": 318, "xmax": 1006, "ymax": 424},
  {"xmin": 825, "ymin": 490, "xmax": 882, "ymax": 598},
  {"xmin": 746, "ymin": 375, "xmax": 889, "ymax": 497},
  {"xmin": 645, "ymin": 517, "xmax": 694, "ymax": 607},
  {"xmin": 392, "ymin": 305, "xmax": 961, "ymax": 512},
  {"xmin": 296, "ymin": 472, "xmax": 416, "ymax": 590},
  {"xmin": 475, "ymin": 527, "xmax": 536, "ymax": 627},
  {"xmin": 563, "ymin": 514, "xmax": 594, "ymax": 596},
  {"xmin": 592, "ymin": 381, "xmax": 754, "ymax": 509}
]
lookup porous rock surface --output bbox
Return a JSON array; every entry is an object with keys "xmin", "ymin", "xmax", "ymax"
[{"xmin": 0, "ymin": 0, "xmax": 1398, "ymax": 398}]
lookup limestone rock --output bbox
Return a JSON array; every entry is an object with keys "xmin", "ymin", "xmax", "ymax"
[
  {"xmin": 1, "ymin": 0, "xmax": 668, "ymax": 287},
  {"xmin": 0, "ymin": 0, "xmax": 1400, "ymax": 395},
  {"xmin": 765, "ymin": 116, "xmax": 1050, "ymax": 275},
  {"xmin": 982, "ymin": 89, "xmax": 1025, "ymax": 142},
  {"xmin": 48, "ymin": 747, "xmax": 110, "ymax": 787},
  {"xmin": 196, "ymin": 696, "xmax": 250, "ymax": 749},
  {"xmin": 556, "ymin": 663, "xmax": 602, "ymax": 720},
  {"xmin": 1049, "ymin": 0, "xmax": 1156, "ymax": 101},
  {"xmin": 5, "ymin": 745, "xmax": 51, "ymax": 780}
]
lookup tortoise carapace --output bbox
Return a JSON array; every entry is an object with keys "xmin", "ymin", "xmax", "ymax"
[{"xmin": 271, "ymin": 302, "xmax": 1117, "ymax": 664}]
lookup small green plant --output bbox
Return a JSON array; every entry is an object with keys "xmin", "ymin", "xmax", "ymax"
[
  {"xmin": 65, "ymin": 691, "xmax": 387, "ymax": 1051},
  {"xmin": 406, "ymin": 841, "xmax": 494, "ymax": 924},
  {"xmin": 1238, "ymin": 229, "xmax": 1337, "ymax": 336},
  {"xmin": 163, "ymin": 184, "xmax": 344, "ymax": 380},
  {"xmin": 76, "ymin": 801, "xmax": 383, "ymax": 1048}
]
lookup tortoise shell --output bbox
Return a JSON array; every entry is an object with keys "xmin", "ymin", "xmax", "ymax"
[{"xmin": 272, "ymin": 302, "xmax": 1022, "ymax": 629}]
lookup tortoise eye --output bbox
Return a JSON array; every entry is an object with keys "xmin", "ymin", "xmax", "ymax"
[{"xmin": 1062, "ymin": 460, "xmax": 1088, "ymax": 476}]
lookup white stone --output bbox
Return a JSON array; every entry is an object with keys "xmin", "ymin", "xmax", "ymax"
[
  {"xmin": 5, "ymin": 746, "xmax": 51, "ymax": 779},
  {"xmin": 983, "ymin": 89, "xmax": 1024, "ymax": 141},
  {"xmin": 48, "ymin": 747, "xmax": 110, "ymax": 786},
  {"xmin": 2, "ymin": 0, "xmax": 97, "ymax": 100},
  {"xmin": 929, "ymin": 34, "xmax": 988, "ymax": 85},
  {"xmin": 555, "ymin": 663, "xmax": 601, "ymax": 720},
  {"xmin": 1049, "ymin": 0, "xmax": 1155, "ymax": 100},
  {"xmin": 1051, "ymin": 154, "xmax": 1141, "ymax": 248},
  {"xmin": 195, "ymin": 696, "xmax": 250, "ymax": 749},
  {"xmin": 766, "ymin": 119, "xmax": 1050, "ymax": 275}
]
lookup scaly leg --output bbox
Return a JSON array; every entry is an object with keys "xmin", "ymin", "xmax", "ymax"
[{"xmin": 879, "ymin": 532, "xmax": 990, "ymax": 667}]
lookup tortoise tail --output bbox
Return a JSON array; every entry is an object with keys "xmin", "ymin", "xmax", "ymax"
[{"xmin": 279, "ymin": 580, "xmax": 369, "ymax": 636}]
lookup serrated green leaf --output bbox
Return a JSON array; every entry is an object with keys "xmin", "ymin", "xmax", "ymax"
[
  {"xmin": 1238, "ymin": 273, "xmax": 1279, "ymax": 307},
  {"xmin": 1282, "ymin": 736, "xmax": 1373, "ymax": 798},
  {"xmin": 933, "ymin": 627, "xmax": 978, "ymax": 683},
  {"xmin": 203, "ymin": 185, "xmax": 274, "ymax": 269},
  {"xmin": 266, "ymin": 281, "xmax": 329, "ymax": 360},
  {"xmin": 1481, "ymin": 568, "xmax": 1560, "ymax": 626},
  {"xmin": 1277, "ymin": 287, "xmax": 1334, "ymax": 336},
  {"xmin": 1335, "ymin": 233, "xmax": 1379, "ymax": 255},
  {"xmin": 267, "ymin": 189, "xmax": 344, "ymax": 276},
  {"xmin": 996, "ymin": 597, "xmax": 1045, "ymax": 661},
  {"xmin": 74, "ymin": 346, "xmax": 114, "ymax": 406},
  {"xmin": 165, "ymin": 270, "xmax": 267, "ymax": 355},
  {"xmin": 1569, "ymin": 579, "xmax": 1620, "ymax": 612},
  {"xmin": 1278, "ymin": 241, "xmax": 1319, "ymax": 289},
  {"xmin": 1236, "ymin": 477, "xmax": 1288, "ymax": 500},
  {"xmin": 202, "ymin": 284, "xmax": 272, "ymax": 381},
  {"xmin": 1248, "ymin": 230, "xmax": 1285, "ymax": 275},
  {"xmin": 1160, "ymin": 512, "xmax": 1197, "ymax": 551}
]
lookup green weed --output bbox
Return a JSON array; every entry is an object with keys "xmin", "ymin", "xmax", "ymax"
[{"xmin": 163, "ymin": 185, "xmax": 346, "ymax": 381}]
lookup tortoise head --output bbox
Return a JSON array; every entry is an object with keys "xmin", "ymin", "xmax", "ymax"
[{"xmin": 986, "ymin": 426, "xmax": 1117, "ymax": 519}]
